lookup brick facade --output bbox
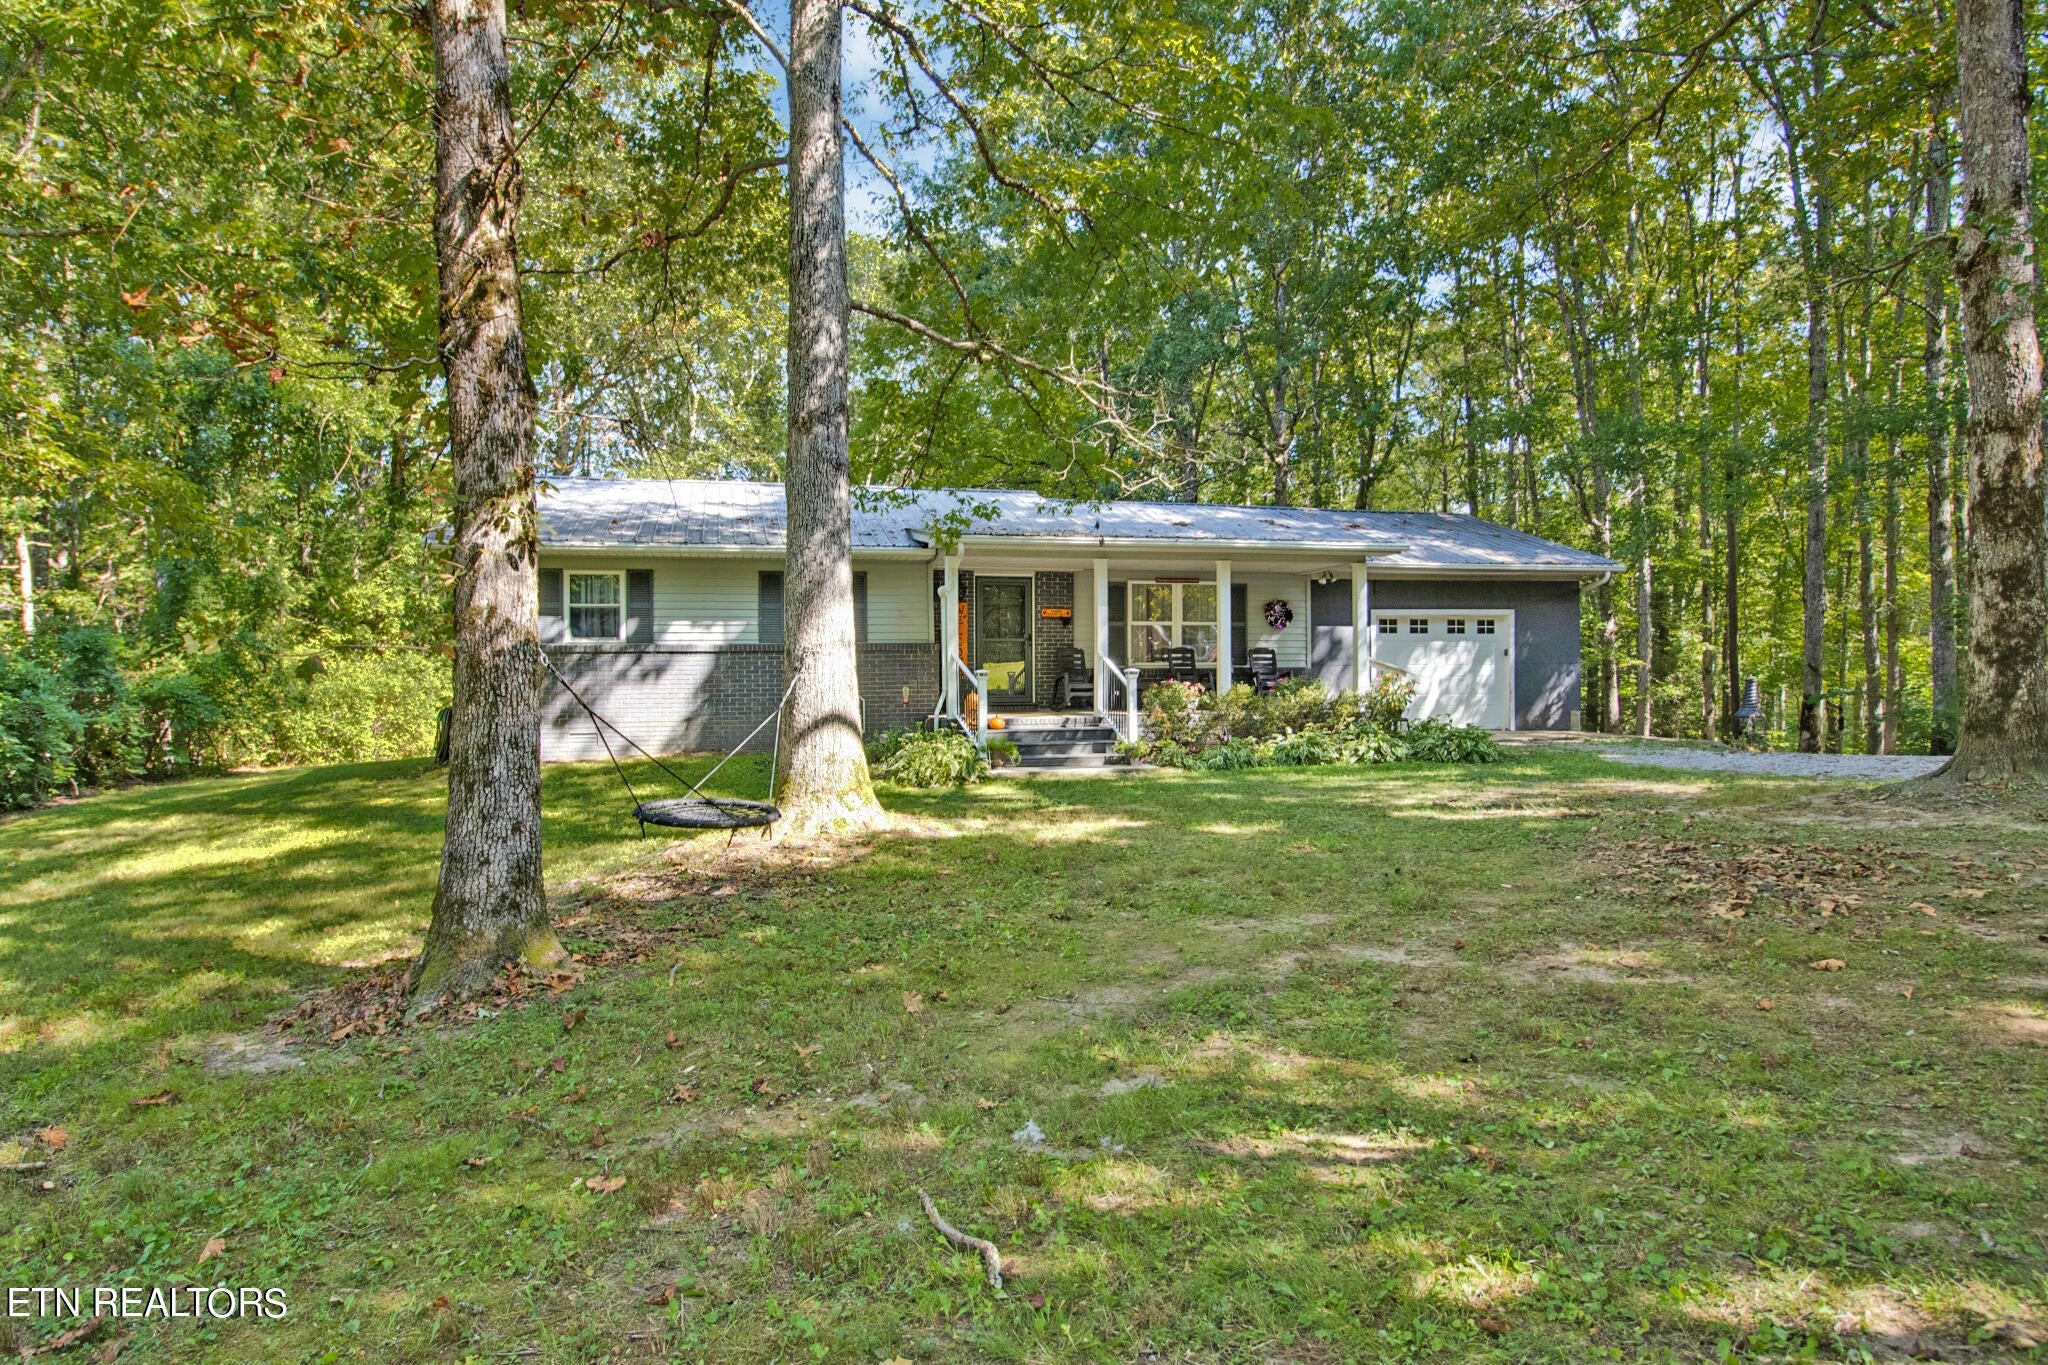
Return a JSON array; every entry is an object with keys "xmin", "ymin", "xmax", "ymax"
[
  {"xmin": 542, "ymin": 642, "xmax": 941, "ymax": 761},
  {"xmin": 1032, "ymin": 571, "xmax": 1076, "ymax": 707}
]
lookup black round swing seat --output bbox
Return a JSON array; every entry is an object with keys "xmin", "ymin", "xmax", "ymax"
[{"xmin": 632, "ymin": 797, "xmax": 781, "ymax": 830}]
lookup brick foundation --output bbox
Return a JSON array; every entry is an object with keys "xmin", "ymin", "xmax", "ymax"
[{"xmin": 543, "ymin": 643, "xmax": 941, "ymax": 761}]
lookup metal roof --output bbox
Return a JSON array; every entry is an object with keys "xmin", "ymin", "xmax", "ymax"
[{"xmin": 537, "ymin": 477, "xmax": 1619, "ymax": 573}]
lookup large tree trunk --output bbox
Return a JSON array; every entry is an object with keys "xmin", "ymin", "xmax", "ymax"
[
  {"xmin": 1940, "ymin": 0, "xmax": 2048, "ymax": 784},
  {"xmin": 778, "ymin": 0, "xmax": 883, "ymax": 834},
  {"xmin": 409, "ymin": 0, "xmax": 560, "ymax": 1014},
  {"xmin": 1924, "ymin": 115, "xmax": 1962, "ymax": 754}
]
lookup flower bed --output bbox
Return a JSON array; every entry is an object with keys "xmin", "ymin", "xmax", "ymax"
[{"xmin": 1121, "ymin": 675, "xmax": 1503, "ymax": 770}]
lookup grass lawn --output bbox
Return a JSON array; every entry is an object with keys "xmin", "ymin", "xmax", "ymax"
[{"xmin": 3, "ymin": 750, "xmax": 2046, "ymax": 1363}]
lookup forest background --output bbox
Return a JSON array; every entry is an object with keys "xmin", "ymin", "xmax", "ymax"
[{"xmin": 0, "ymin": 0, "xmax": 2002, "ymax": 800}]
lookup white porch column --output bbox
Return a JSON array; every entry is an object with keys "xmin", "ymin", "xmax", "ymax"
[
  {"xmin": 1092, "ymin": 557, "xmax": 1111, "ymax": 714},
  {"xmin": 941, "ymin": 555, "xmax": 961, "ymax": 717},
  {"xmin": 1351, "ymin": 562, "xmax": 1371, "ymax": 691},
  {"xmin": 1214, "ymin": 559, "xmax": 1233, "ymax": 692}
]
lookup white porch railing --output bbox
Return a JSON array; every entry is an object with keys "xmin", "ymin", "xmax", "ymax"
[
  {"xmin": 946, "ymin": 653, "xmax": 989, "ymax": 747},
  {"xmin": 1103, "ymin": 659, "xmax": 1142, "ymax": 746}
]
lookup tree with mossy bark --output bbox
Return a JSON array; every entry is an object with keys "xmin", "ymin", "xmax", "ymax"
[
  {"xmin": 409, "ymin": 0, "xmax": 563, "ymax": 1011},
  {"xmin": 773, "ymin": 0, "xmax": 887, "ymax": 836},
  {"xmin": 1936, "ymin": 0, "xmax": 2048, "ymax": 786}
]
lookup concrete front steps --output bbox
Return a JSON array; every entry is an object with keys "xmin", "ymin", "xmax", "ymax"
[{"xmin": 990, "ymin": 713, "xmax": 1126, "ymax": 770}]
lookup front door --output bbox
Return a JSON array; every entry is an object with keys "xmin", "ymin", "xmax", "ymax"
[{"xmin": 975, "ymin": 577, "xmax": 1032, "ymax": 704}]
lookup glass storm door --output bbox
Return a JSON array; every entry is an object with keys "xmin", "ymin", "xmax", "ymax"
[{"xmin": 975, "ymin": 578, "xmax": 1032, "ymax": 703}]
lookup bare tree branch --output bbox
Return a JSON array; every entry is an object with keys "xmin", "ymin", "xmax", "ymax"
[{"xmin": 844, "ymin": 0, "xmax": 1083, "ymax": 231}]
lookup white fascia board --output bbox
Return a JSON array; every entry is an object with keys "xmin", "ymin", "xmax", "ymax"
[
  {"xmin": 935, "ymin": 534, "xmax": 1410, "ymax": 555},
  {"xmin": 1365, "ymin": 563, "xmax": 1620, "ymax": 579},
  {"xmin": 539, "ymin": 541, "xmax": 933, "ymax": 559}
]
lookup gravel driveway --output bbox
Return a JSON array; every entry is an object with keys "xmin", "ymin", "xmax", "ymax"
[{"xmin": 1597, "ymin": 747, "xmax": 1948, "ymax": 780}]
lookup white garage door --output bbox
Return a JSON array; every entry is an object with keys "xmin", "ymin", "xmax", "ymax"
[{"xmin": 1370, "ymin": 612, "xmax": 1513, "ymax": 730}]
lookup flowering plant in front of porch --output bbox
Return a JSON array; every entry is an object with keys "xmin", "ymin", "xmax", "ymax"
[
  {"xmin": 1137, "ymin": 679, "xmax": 1214, "ymax": 750},
  {"xmin": 1130, "ymin": 676, "xmax": 1498, "ymax": 770}
]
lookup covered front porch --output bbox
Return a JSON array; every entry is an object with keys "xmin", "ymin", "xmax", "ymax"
[{"xmin": 931, "ymin": 546, "xmax": 1396, "ymax": 744}]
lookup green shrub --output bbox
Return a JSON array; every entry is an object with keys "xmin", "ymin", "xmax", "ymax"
[
  {"xmin": 1122, "ymin": 674, "xmax": 1497, "ymax": 771},
  {"xmin": 1400, "ymin": 719, "xmax": 1505, "ymax": 764},
  {"xmin": 59, "ymin": 627, "xmax": 139, "ymax": 786},
  {"xmin": 133, "ymin": 670, "xmax": 225, "ymax": 777},
  {"xmin": 1359, "ymin": 672, "xmax": 1418, "ymax": 730},
  {"xmin": 1335, "ymin": 726, "xmax": 1403, "ymax": 764},
  {"xmin": 1139, "ymin": 679, "xmax": 1217, "ymax": 749},
  {"xmin": 870, "ymin": 727, "xmax": 988, "ymax": 787},
  {"xmin": 269, "ymin": 650, "xmax": 449, "ymax": 764},
  {"xmin": 1263, "ymin": 730, "xmax": 1340, "ymax": 766},
  {"xmin": 0, "ymin": 652, "xmax": 83, "ymax": 807},
  {"xmin": 985, "ymin": 736, "xmax": 1020, "ymax": 769},
  {"xmin": 1191, "ymin": 737, "xmax": 1263, "ymax": 770}
]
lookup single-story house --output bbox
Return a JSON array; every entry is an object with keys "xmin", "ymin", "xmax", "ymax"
[{"xmin": 535, "ymin": 477, "xmax": 1619, "ymax": 763}]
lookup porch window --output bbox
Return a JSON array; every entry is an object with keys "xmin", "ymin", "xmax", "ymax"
[
  {"xmin": 1127, "ymin": 582, "xmax": 1220, "ymax": 666},
  {"xmin": 568, "ymin": 571, "xmax": 624, "ymax": 640}
]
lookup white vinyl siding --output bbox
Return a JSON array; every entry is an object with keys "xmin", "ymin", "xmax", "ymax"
[
  {"xmin": 859, "ymin": 560, "xmax": 935, "ymax": 644},
  {"xmin": 1241, "ymin": 573, "xmax": 1309, "ymax": 670},
  {"xmin": 539, "ymin": 553, "xmax": 933, "ymax": 646}
]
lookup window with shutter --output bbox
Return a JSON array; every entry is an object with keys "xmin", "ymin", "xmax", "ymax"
[
  {"xmin": 758, "ymin": 571, "xmax": 784, "ymax": 646},
  {"xmin": 626, "ymin": 569, "xmax": 654, "ymax": 643},
  {"xmin": 853, "ymin": 571, "xmax": 868, "ymax": 644},
  {"xmin": 1231, "ymin": 583, "xmax": 1249, "ymax": 666},
  {"xmin": 1106, "ymin": 582, "xmax": 1127, "ymax": 668}
]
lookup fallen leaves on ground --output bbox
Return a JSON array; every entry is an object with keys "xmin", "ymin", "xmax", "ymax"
[
  {"xmin": 197, "ymin": 1236, "xmax": 225, "ymax": 1264},
  {"xmin": 902, "ymin": 991, "xmax": 925, "ymax": 1014},
  {"xmin": 1810, "ymin": 958, "xmax": 1846, "ymax": 972},
  {"xmin": 37, "ymin": 1127, "xmax": 68, "ymax": 1150},
  {"xmin": 1587, "ymin": 836, "xmax": 1991, "ymax": 925},
  {"xmin": 273, "ymin": 881, "xmax": 731, "ymax": 1045},
  {"xmin": 129, "ymin": 1090, "xmax": 176, "ymax": 1106},
  {"xmin": 586, "ymin": 1175, "xmax": 625, "ymax": 1194}
]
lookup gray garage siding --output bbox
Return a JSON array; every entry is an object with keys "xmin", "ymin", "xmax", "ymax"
[
  {"xmin": 1367, "ymin": 579, "xmax": 1583, "ymax": 730},
  {"xmin": 541, "ymin": 642, "xmax": 940, "ymax": 762}
]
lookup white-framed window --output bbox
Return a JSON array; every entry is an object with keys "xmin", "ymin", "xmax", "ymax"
[
  {"xmin": 1378, "ymin": 617, "xmax": 1399, "ymax": 634},
  {"xmin": 1128, "ymin": 582, "xmax": 1219, "ymax": 665},
  {"xmin": 1408, "ymin": 618, "xmax": 1429, "ymax": 634},
  {"xmin": 567, "ymin": 571, "xmax": 624, "ymax": 640},
  {"xmin": 1476, "ymin": 618, "xmax": 1497, "ymax": 635},
  {"xmin": 1445, "ymin": 617, "xmax": 1467, "ymax": 635}
]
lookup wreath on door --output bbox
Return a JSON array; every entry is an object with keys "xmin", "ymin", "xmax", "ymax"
[{"xmin": 1263, "ymin": 599, "xmax": 1295, "ymax": 630}]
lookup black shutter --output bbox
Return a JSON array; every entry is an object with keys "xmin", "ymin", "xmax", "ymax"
[
  {"xmin": 758, "ymin": 571, "xmax": 784, "ymax": 646},
  {"xmin": 1106, "ymin": 582, "xmax": 1126, "ymax": 668},
  {"xmin": 538, "ymin": 567, "xmax": 563, "ymax": 619},
  {"xmin": 1231, "ymin": 582, "xmax": 1249, "ymax": 666},
  {"xmin": 853, "ymin": 571, "xmax": 869, "ymax": 644},
  {"xmin": 626, "ymin": 569, "xmax": 654, "ymax": 644}
]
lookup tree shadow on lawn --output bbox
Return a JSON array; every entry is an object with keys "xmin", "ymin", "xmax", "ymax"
[
  {"xmin": 5, "ymin": 758, "xmax": 2042, "ymax": 1361},
  {"xmin": 0, "ymin": 756, "xmax": 771, "ymax": 1083}
]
